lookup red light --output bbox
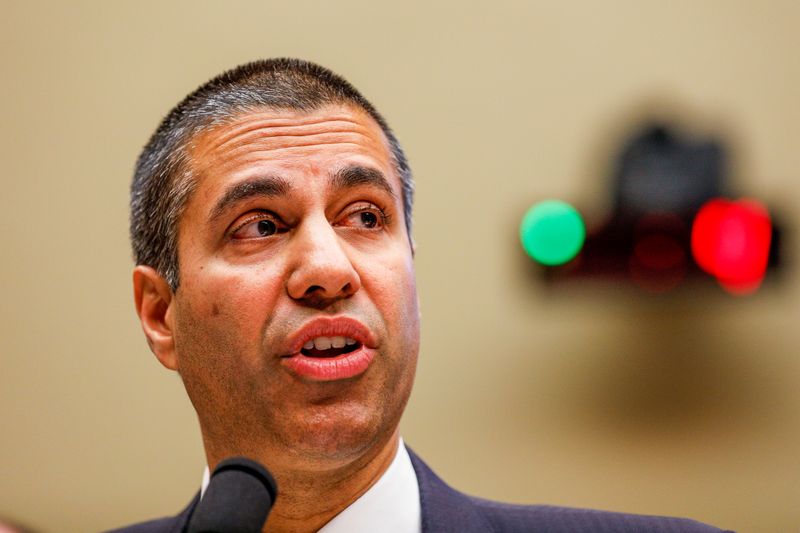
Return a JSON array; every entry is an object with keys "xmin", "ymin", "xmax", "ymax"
[
  {"xmin": 691, "ymin": 198, "xmax": 772, "ymax": 294},
  {"xmin": 629, "ymin": 234, "xmax": 687, "ymax": 293},
  {"xmin": 634, "ymin": 233, "xmax": 686, "ymax": 270}
]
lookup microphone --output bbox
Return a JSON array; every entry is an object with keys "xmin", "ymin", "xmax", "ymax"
[{"xmin": 187, "ymin": 457, "xmax": 278, "ymax": 533}]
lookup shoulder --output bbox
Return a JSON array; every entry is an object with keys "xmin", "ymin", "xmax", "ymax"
[
  {"xmin": 102, "ymin": 493, "xmax": 199, "ymax": 533},
  {"xmin": 406, "ymin": 447, "xmax": 734, "ymax": 533},
  {"xmin": 469, "ymin": 497, "xmax": 733, "ymax": 533}
]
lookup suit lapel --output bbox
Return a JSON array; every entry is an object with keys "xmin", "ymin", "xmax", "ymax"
[{"xmin": 406, "ymin": 448, "xmax": 494, "ymax": 533}]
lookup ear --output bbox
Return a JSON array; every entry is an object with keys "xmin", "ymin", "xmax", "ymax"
[{"xmin": 133, "ymin": 265, "xmax": 179, "ymax": 371}]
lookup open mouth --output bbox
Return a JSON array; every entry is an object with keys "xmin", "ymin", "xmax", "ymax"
[
  {"xmin": 299, "ymin": 336, "xmax": 362, "ymax": 358},
  {"xmin": 283, "ymin": 327, "xmax": 375, "ymax": 381}
]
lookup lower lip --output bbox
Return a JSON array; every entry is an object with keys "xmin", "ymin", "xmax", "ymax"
[{"xmin": 281, "ymin": 346, "xmax": 376, "ymax": 381}]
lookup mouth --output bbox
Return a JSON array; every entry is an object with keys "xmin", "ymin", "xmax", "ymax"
[
  {"xmin": 300, "ymin": 336, "xmax": 363, "ymax": 358},
  {"xmin": 281, "ymin": 317, "xmax": 377, "ymax": 381}
]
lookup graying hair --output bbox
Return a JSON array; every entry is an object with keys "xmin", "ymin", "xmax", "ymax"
[{"xmin": 130, "ymin": 58, "xmax": 413, "ymax": 289}]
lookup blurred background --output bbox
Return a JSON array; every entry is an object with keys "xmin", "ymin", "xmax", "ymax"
[{"xmin": 1, "ymin": 1, "xmax": 798, "ymax": 531}]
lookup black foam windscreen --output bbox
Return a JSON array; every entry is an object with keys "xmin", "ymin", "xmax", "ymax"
[{"xmin": 187, "ymin": 456, "xmax": 278, "ymax": 533}]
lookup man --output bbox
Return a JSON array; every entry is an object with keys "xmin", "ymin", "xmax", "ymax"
[{"xmin": 113, "ymin": 58, "xmax": 731, "ymax": 532}]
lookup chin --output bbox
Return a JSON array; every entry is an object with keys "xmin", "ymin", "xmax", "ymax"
[{"xmin": 281, "ymin": 403, "xmax": 396, "ymax": 465}]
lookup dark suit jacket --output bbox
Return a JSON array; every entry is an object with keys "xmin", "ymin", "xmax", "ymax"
[{"xmin": 106, "ymin": 448, "xmax": 733, "ymax": 532}]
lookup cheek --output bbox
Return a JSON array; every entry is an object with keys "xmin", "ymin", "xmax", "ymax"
[
  {"xmin": 172, "ymin": 261, "xmax": 287, "ymax": 383},
  {"xmin": 367, "ymin": 251, "xmax": 420, "ymax": 339},
  {"xmin": 181, "ymin": 259, "xmax": 285, "ymax": 320},
  {"xmin": 172, "ymin": 280, "xmax": 273, "ymax": 416},
  {"xmin": 390, "ymin": 253, "xmax": 419, "ymax": 320}
]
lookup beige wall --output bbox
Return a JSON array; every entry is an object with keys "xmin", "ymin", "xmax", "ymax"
[{"xmin": 2, "ymin": 1, "xmax": 798, "ymax": 531}]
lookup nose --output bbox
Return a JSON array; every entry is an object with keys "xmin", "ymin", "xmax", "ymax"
[{"xmin": 286, "ymin": 217, "xmax": 361, "ymax": 307}]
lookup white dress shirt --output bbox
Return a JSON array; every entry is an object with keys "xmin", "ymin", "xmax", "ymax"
[{"xmin": 200, "ymin": 438, "xmax": 421, "ymax": 532}]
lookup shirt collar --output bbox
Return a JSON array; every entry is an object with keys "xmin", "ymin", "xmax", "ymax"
[{"xmin": 319, "ymin": 438, "xmax": 420, "ymax": 533}]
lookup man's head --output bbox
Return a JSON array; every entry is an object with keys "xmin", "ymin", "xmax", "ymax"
[
  {"xmin": 131, "ymin": 58, "xmax": 414, "ymax": 290},
  {"xmin": 131, "ymin": 59, "xmax": 420, "ymax": 474}
]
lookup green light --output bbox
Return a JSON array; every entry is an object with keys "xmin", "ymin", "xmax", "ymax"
[{"xmin": 520, "ymin": 200, "xmax": 585, "ymax": 265}]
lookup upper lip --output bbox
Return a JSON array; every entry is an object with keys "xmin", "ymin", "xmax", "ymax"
[{"xmin": 284, "ymin": 316, "xmax": 377, "ymax": 356}]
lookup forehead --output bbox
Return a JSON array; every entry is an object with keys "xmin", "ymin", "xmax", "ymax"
[{"xmin": 187, "ymin": 104, "xmax": 396, "ymax": 193}]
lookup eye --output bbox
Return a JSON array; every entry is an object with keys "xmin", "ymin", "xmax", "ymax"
[
  {"xmin": 256, "ymin": 220, "xmax": 278, "ymax": 236},
  {"xmin": 230, "ymin": 212, "xmax": 286, "ymax": 240},
  {"xmin": 358, "ymin": 211, "xmax": 379, "ymax": 228},
  {"xmin": 340, "ymin": 204, "xmax": 390, "ymax": 230}
]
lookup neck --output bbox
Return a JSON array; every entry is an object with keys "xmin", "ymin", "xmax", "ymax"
[
  {"xmin": 250, "ymin": 432, "xmax": 401, "ymax": 533},
  {"xmin": 264, "ymin": 432, "xmax": 399, "ymax": 532}
]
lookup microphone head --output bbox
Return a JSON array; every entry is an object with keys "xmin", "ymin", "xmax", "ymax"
[{"xmin": 187, "ymin": 456, "xmax": 278, "ymax": 533}]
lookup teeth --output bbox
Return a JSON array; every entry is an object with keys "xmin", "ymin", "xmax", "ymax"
[
  {"xmin": 304, "ymin": 336, "xmax": 358, "ymax": 351},
  {"xmin": 313, "ymin": 337, "xmax": 332, "ymax": 350}
]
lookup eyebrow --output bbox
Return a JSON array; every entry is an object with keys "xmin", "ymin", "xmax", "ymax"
[
  {"xmin": 332, "ymin": 165, "xmax": 396, "ymax": 200},
  {"xmin": 207, "ymin": 165, "xmax": 396, "ymax": 223},
  {"xmin": 209, "ymin": 175, "xmax": 292, "ymax": 222}
]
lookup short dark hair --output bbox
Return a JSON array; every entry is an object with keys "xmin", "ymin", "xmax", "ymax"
[{"xmin": 130, "ymin": 58, "xmax": 413, "ymax": 289}]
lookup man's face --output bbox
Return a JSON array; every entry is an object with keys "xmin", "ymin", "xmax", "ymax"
[{"xmin": 168, "ymin": 104, "xmax": 419, "ymax": 470}]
